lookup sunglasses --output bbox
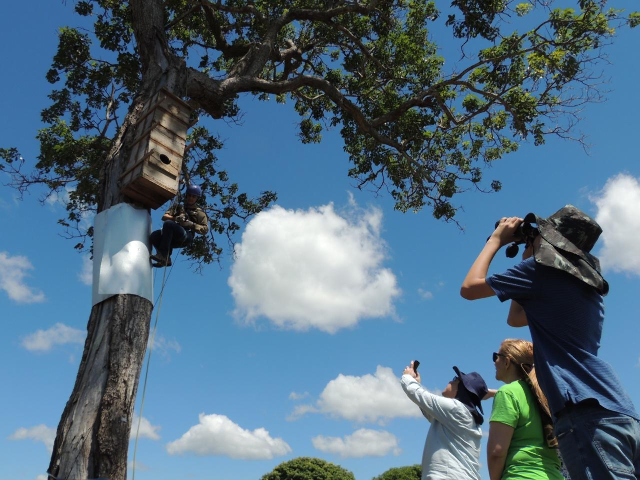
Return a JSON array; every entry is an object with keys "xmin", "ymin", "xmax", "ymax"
[{"xmin": 493, "ymin": 352, "xmax": 508, "ymax": 362}]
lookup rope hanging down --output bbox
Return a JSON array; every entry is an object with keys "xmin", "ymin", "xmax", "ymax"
[
  {"xmin": 132, "ymin": 187, "xmax": 183, "ymax": 479},
  {"xmin": 131, "ymin": 247, "xmax": 178, "ymax": 480}
]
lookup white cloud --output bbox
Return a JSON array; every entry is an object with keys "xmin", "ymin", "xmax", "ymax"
[
  {"xmin": 78, "ymin": 255, "xmax": 93, "ymax": 285},
  {"xmin": 131, "ymin": 414, "xmax": 161, "ymax": 441},
  {"xmin": 9, "ymin": 425, "xmax": 56, "ymax": 451},
  {"xmin": 287, "ymin": 404, "xmax": 319, "ymax": 420},
  {"xmin": 45, "ymin": 187, "xmax": 95, "ymax": 236},
  {"xmin": 591, "ymin": 173, "xmax": 640, "ymax": 275},
  {"xmin": 148, "ymin": 335, "xmax": 181, "ymax": 360},
  {"xmin": 312, "ymin": 428, "xmax": 401, "ymax": 458},
  {"xmin": 36, "ymin": 475, "xmax": 48, "ymax": 480},
  {"xmin": 417, "ymin": 288, "xmax": 433, "ymax": 300},
  {"xmin": 228, "ymin": 201, "xmax": 400, "ymax": 333},
  {"xmin": 128, "ymin": 460, "xmax": 150, "ymax": 472},
  {"xmin": 288, "ymin": 366, "xmax": 420, "ymax": 424},
  {"xmin": 0, "ymin": 251, "xmax": 45, "ymax": 303},
  {"xmin": 21, "ymin": 323, "xmax": 85, "ymax": 352},
  {"xmin": 166, "ymin": 414, "xmax": 291, "ymax": 460},
  {"xmin": 289, "ymin": 391, "xmax": 310, "ymax": 400},
  {"xmin": 45, "ymin": 188, "xmax": 71, "ymax": 207}
]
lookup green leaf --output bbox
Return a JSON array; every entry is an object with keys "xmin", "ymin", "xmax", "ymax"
[{"xmin": 515, "ymin": 3, "xmax": 533, "ymax": 17}]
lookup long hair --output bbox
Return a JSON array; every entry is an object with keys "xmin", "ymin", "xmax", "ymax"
[{"xmin": 500, "ymin": 339, "xmax": 557, "ymax": 448}]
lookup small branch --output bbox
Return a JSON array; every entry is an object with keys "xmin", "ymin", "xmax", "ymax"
[{"xmin": 165, "ymin": 4, "xmax": 201, "ymax": 30}]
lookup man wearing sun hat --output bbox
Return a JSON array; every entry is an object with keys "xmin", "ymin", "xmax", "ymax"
[{"xmin": 461, "ymin": 205, "xmax": 640, "ymax": 479}]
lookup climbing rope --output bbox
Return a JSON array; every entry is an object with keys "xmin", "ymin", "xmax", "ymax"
[
  {"xmin": 131, "ymin": 246, "xmax": 179, "ymax": 480},
  {"xmin": 132, "ymin": 188, "xmax": 184, "ymax": 480}
]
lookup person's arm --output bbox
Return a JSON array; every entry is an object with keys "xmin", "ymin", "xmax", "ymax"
[
  {"xmin": 193, "ymin": 211, "xmax": 209, "ymax": 235},
  {"xmin": 483, "ymin": 389, "xmax": 498, "ymax": 400},
  {"xmin": 402, "ymin": 361, "xmax": 463, "ymax": 424},
  {"xmin": 506, "ymin": 300, "xmax": 528, "ymax": 327},
  {"xmin": 487, "ymin": 421, "xmax": 515, "ymax": 480},
  {"xmin": 460, "ymin": 236, "xmax": 501, "ymax": 300},
  {"xmin": 460, "ymin": 217, "xmax": 523, "ymax": 300},
  {"xmin": 402, "ymin": 363, "xmax": 432, "ymax": 420},
  {"xmin": 162, "ymin": 205, "xmax": 178, "ymax": 222}
]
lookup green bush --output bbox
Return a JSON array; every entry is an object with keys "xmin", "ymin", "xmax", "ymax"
[
  {"xmin": 261, "ymin": 457, "xmax": 355, "ymax": 480},
  {"xmin": 373, "ymin": 464, "xmax": 422, "ymax": 480}
]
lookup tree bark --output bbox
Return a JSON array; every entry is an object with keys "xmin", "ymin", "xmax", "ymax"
[{"xmin": 48, "ymin": 295, "xmax": 153, "ymax": 480}]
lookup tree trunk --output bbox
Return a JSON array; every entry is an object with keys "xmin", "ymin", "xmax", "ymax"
[
  {"xmin": 48, "ymin": 89, "xmax": 156, "ymax": 480},
  {"xmin": 48, "ymin": 294, "xmax": 153, "ymax": 480}
]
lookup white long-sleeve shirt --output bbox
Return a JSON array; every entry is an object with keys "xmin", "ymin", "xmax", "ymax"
[{"xmin": 401, "ymin": 374, "xmax": 482, "ymax": 480}]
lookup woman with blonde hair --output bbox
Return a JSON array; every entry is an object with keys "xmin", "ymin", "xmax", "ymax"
[{"xmin": 488, "ymin": 339, "xmax": 563, "ymax": 480}]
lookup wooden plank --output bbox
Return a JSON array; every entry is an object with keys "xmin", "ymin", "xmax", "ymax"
[
  {"xmin": 139, "ymin": 89, "xmax": 192, "ymax": 127},
  {"xmin": 131, "ymin": 123, "xmax": 185, "ymax": 157},
  {"xmin": 121, "ymin": 169, "xmax": 179, "ymax": 210},
  {"xmin": 137, "ymin": 103, "xmax": 189, "ymax": 136},
  {"xmin": 145, "ymin": 156, "xmax": 179, "ymax": 181},
  {"xmin": 120, "ymin": 149, "xmax": 155, "ymax": 181},
  {"xmin": 152, "ymin": 106, "xmax": 190, "ymax": 138},
  {"xmin": 148, "ymin": 123, "xmax": 186, "ymax": 153},
  {"xmin": 147, "ymin": 151, "xmax": 180, "ymax": 176},
  {"xmin": 154, "ymin": 88, "xmax": 192, "ymax": 123},
  {"xmin": 120, "ymin": 150, "xmax": 180, "ymax": 181}
]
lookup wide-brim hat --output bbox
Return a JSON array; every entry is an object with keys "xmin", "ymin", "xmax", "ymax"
[
  {"xmin": 453, "ymin": 366, "xmax": 488, "ymax": 415},
  {"xmin": 523, "ymin": 204, "xmax": 608, "ymax": 295}
]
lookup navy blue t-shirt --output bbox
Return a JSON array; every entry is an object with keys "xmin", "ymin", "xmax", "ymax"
[{"xmin": 487, "ymin": 257, "xmax": 638, "ymax": 420}]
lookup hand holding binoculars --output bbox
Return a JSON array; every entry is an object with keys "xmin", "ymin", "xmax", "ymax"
[{"xmin": 490, "ymin": 220, "xmax": 539, "ymax": 258}]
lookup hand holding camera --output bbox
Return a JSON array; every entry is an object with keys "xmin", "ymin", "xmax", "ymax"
[{"xmin": 403, "ymin": 360, "xmax": 421, "ymax": 382}]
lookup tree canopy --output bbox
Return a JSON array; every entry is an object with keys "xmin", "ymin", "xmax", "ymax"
[
  {"xmin": 1, "ymin": 0, "xmax": 637, "ymax": 264},
  {"xmin": 261, "ymin": 457, "xmax": 355, "ymax": 480},
  {"xmin": 373, "ymin": 464, "xmax": 422, "ymax": 480}
]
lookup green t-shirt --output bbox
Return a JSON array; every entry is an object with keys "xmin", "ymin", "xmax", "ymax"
[{"xmin": 490, "ymin": 380, "xmax": 563, "ymax": 480}]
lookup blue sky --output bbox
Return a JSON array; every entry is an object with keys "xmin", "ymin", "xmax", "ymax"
[{"xmin": 1, "ymin": 2, "xmax": 639, "ymax": 480}]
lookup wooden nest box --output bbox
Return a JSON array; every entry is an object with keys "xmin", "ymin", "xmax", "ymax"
[{"xmin": 120, "ymin": 89, "xmax": 193, "ymax": 209}]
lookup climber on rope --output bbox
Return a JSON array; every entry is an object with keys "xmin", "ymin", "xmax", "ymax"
[{"xmin": 149, "ymin": 184, "xmax": 209, "ymax": 267}]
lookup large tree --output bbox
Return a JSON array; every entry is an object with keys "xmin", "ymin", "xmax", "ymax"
[
  {"xmin": 373, "ymin": 465, "xmax": 422, "ymax": 480},
  {"xmin": 261, "ymin": 457, "xmax": 355, "ymax": 480},
  {"xmin": 1, "ymin": 1, "xmax": 637, "ymax": 479}
]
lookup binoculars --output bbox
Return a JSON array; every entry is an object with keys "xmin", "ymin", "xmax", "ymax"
[{"xmin": 492, "ymin": 220, "xmax": 539, "ymax": 258}]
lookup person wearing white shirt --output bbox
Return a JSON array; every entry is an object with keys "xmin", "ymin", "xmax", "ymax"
[{"xmin": 401, "ymin": 362, "xmax": 494, "ymax": 480}]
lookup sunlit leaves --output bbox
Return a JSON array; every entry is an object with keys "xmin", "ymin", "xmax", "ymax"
[
  {"xmin": 2, "ymin": 0, "xmax": 637, "ymax": 251},
  {"xmin": 515, "ymin": 3, "xmax": 533, "ymax": 17}
]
